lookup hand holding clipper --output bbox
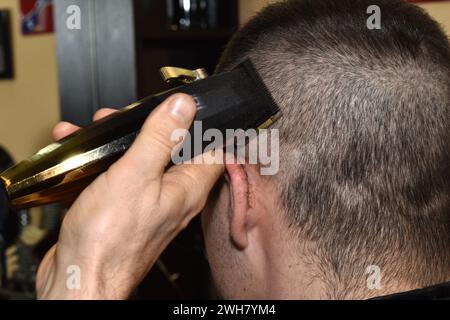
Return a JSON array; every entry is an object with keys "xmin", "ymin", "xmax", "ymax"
[{"xmin": 36, "ymin": 93, "xmax": 224, "ymax": 299}]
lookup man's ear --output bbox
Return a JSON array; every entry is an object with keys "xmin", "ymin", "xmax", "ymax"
[{"xmin": 226, "ymin": 163, "xmax": 260, "ymax": 250}]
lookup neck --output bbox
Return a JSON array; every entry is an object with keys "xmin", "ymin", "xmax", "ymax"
[{"xmin": 263, "ymin": 227, "xmax": 425, "ymax": 299}]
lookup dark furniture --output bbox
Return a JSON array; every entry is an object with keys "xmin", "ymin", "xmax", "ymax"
[{"xmin": 0, "ymin": 10, "xmax": 13, "ymax": 79}]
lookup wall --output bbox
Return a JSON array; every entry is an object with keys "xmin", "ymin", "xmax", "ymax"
[
  {"xmin": 239, "ymin": 0, "xmax": 450, "ymax": 38},
  {"xmin": 239, "ymin": 0, "xmax": 278, "ymax": 24},
  {"xmin": 418, "ymin": 1, "xmax": 450, "ymax": 36},
  {"xmin": 0, "ymin": 0, "xmax": 60, "ymax": 162}
]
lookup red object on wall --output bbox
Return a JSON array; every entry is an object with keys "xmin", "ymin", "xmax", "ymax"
[{"xmin": 20, "ymin": 0, "xmax": 54, "ymax": 35}]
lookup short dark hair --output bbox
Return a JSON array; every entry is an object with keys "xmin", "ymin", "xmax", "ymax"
[{"xmin": 217, "ymin": 0, "xmax": 450, "ymax": 297}]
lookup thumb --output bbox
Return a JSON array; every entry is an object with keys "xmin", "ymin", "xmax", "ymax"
[{"xmin": 121, "ymin": 93, "xmax": 197, "ymax": 181}]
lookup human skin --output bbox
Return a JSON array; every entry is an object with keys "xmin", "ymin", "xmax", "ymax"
[{"xmin": 36, "ymin": 93, "xmax": 224, "ymax": 299}]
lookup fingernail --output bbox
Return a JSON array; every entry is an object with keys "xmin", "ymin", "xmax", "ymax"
[{"xmin": 168, "ymin": 94, "xmax": 195, "ymax": 124}]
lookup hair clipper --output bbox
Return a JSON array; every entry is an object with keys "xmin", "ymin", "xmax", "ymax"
[{"xmin": 0, "ymin": 59, "xmax": 280, "ymax": 209}]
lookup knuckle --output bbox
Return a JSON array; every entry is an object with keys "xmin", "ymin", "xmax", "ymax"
[
  {"xmin": 147, "ymin": 128, "xmax": 177, "ymax": 153},
  {"xmin": 142, "ymin": 120, "xmax": 182, "ymax": 153}
]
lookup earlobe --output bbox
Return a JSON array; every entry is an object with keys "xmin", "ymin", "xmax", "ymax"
[{"xmin": 226, "ymin": 163, "xmax": 250, "ymax": 250}]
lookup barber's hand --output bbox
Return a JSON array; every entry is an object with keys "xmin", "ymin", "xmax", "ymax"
[{"xmin": 36, "ymin": 94, "xmax": 224, "ymax": 299}]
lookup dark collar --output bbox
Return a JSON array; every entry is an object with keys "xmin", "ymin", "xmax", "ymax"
[{"xmin": 372, "ymin": 281, "xmax": 450, "ymax": 300}]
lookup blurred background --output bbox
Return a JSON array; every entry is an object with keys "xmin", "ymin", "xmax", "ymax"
[{"xmin": 0, "ymin": 0, "xmax": 449, "ymax": 299}]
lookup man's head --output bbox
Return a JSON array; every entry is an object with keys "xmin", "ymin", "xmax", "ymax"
[{"xmin": 202, "ymin": 0, "xmax": 450, "ymax": 299}]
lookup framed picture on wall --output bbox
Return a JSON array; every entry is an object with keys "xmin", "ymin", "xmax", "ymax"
[
  {"xmin": 0, "ymin": 10, "xmax": 13, "ymax": 79},
  {"xmin": 20, "ymin": 0, "xmax": 54, "ymax": 35}
]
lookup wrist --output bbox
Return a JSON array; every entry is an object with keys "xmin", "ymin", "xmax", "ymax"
[
  {"xmin": 37, "ymin": 246, "xmax": 133, "ymax": 300},
  {"xmin": 38, "ymin": 266, "xmax": 131, "ymax": 300}
]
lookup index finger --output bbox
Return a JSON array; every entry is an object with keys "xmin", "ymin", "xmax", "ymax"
[{"xmin": 162, "ymin": 150, "xmax": 225, "ymax": 221}]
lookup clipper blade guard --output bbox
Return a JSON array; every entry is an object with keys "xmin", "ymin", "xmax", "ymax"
[{"xmin": 0, "ymin": 60, "xmax": 280, "ymax": 209}]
